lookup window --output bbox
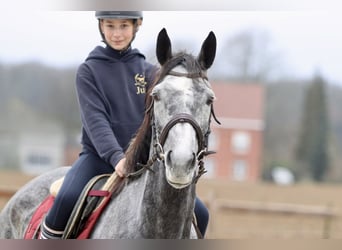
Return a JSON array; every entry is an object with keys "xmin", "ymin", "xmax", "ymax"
[
  {"xmin": 232, "ymin": 160, "xmax": 248, "ymax": 181},
  {"xmin": 208, "ymin": 131, "xmax": 218, "ymax": 151},
  {"xmin": 231, "ymin": 131, "xmax": 251, "ymax": 154},
  {"xmin": 28, "ymin": 154, "xmax": 52, "ymax": 166},
  {"xmin": 203, "ymin": 158, "xmax": 215, "ymax": 178}
]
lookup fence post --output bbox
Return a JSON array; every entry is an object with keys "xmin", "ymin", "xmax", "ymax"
[{"xmin": 322, "ymin": 202, "xmax": 333, "ymax": 239}]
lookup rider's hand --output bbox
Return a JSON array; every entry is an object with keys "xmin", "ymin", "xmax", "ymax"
[{"xmin": 115, "ymin": 158, "xmax": 126, "ymax": 178}]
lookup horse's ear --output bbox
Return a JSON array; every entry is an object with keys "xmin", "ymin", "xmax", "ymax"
[
  {"xmin": 156, "ymin": 28, "xmax": 172, "ymax": 66},
  {"xmin": 197, "ymin": 31, "xmax": 216, "ymax": 70}
]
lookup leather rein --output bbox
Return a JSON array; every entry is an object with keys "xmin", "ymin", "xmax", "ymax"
[{"xmin": 126, "ymin": 70, "xmax": 220, "ymax": 183}]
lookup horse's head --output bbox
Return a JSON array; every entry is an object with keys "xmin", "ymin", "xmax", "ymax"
[{"xmin": 151, "ymin": 28, "xmax": 217, "ymax": 189}]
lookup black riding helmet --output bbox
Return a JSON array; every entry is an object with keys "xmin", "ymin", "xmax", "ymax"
[{"xmin": 95, "ymin": 11, "xmax": 143, "ymax": 50}]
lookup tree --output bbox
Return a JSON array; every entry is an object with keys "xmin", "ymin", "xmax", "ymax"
[
  {"xmin": 219, "ymin": 28, "xmax": 284, "ymax": 82},
  {"xmin": 295, "ymin": 73, "xmax": 330, "ymax": 181}
]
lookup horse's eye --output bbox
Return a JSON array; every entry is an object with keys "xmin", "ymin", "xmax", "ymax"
[
  {"xmin": 152, "ymin": 93, "xmax": 160, "ymax": 102},
  {"xmin": 206, "ymin": 96, "xmax": 214, "ymax": 105}
]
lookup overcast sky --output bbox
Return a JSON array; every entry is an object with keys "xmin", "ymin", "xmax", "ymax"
[{"xmin": 1, "ymin": 10, "xmax": 342, "ymax": 85}]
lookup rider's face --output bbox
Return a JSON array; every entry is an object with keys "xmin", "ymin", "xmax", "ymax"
[{"xmin": 100, "ymin": 19, "xmax": 135, "ymax": 51}]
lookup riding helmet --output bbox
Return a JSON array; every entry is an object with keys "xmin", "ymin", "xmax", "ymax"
[{"xmin": 95, "ymin": 11, "xmax": 143, "ymax": 20}]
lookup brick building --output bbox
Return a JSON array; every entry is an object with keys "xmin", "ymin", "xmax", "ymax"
[{"xmin": 205, "ymin": 82, "xmax": 265, "ymax": 182}]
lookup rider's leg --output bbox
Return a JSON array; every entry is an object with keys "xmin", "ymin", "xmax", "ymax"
[
  {"xmin": 40, "ymin": 149, "xmax": 113, "ymax": 239},
  {"xmin": 194, "ymin": 197, "xmax": 209, "ymax": 237}
]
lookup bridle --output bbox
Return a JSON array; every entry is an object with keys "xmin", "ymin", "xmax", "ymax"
[
  {"xmin": 126, "ymin": 70, "xmax": 220, "ymax": 183},
  {"xmin": 159, "ymin": 113, "xmax": 205, "ymax": 153}
]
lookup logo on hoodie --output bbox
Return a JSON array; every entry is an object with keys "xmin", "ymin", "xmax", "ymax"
[{"xmin": 134, "ymin": 73, "xmax": 147, "ymax": 94}]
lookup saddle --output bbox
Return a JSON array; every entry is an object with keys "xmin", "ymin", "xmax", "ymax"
[{"xmin": 25, "ymin": 172, "xmax": 122, "ymax": 239}]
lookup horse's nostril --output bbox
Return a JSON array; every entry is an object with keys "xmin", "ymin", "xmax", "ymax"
[
  {"xmin": 166, "ymin": 150, "xmax": 173, "ymax": 166},
  {"xmin": 191, "ymin": 152, "xmax": 196, "ymax": 166},
  {"xmin": 166, "ymin": 151, "xmax": 197, "ymax": 168}
]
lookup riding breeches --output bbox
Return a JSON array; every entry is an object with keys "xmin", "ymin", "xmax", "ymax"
[{"xmin": 44, "ymin": 149, "xmax": 114, "ymax": 231}]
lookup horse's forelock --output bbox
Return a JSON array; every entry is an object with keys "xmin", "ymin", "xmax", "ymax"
[{"xmin": 156, "ymin": 52, "xmax": 203, "ymax": 83}]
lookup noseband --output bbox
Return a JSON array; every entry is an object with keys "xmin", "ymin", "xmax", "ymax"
[{"xmin": 158, "ymin": 113, "xmax": 205, "ymax": 153}]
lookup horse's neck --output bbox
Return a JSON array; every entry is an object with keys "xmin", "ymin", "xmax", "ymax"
[{"xmin": 139, "ymin": 160, "xmax": 196, "ymax": 238}]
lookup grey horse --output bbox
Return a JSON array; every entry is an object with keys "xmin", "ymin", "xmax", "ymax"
[{"xmin": 0, "ymin": 28, "xmax": 217, "ymax": 239}]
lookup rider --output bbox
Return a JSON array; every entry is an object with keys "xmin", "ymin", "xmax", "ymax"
[{"xmin": 40, "ymin": 11, "xmax": 209, "ymax": 239}]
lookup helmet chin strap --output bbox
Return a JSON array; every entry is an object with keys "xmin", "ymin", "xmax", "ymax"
[
  {"xmin": 123, "ymin": 20, "xmax": 140, "ymax": 51},
  {"xmin": 117, "ymin": 45, "xmax": 132, "ymax": 54}
]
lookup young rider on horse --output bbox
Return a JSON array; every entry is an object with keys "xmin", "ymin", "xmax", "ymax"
[{"xmin": 40, "ymin": 11, "xmax": 209, "ymax": 239}]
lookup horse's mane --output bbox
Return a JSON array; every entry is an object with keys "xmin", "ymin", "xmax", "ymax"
[{"xmin": 125, "ymin": 52, "xmax": 204, "ymax": 174}]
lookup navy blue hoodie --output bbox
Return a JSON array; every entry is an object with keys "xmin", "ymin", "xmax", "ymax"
[{"xmin": 76, "ymin": 45, "xmax": 156, "ymax": 169}]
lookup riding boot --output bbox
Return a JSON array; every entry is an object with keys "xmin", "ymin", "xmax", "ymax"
[{"xmin": 39, "ymin": 220, "xmax": 64, "ymax": 239}]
